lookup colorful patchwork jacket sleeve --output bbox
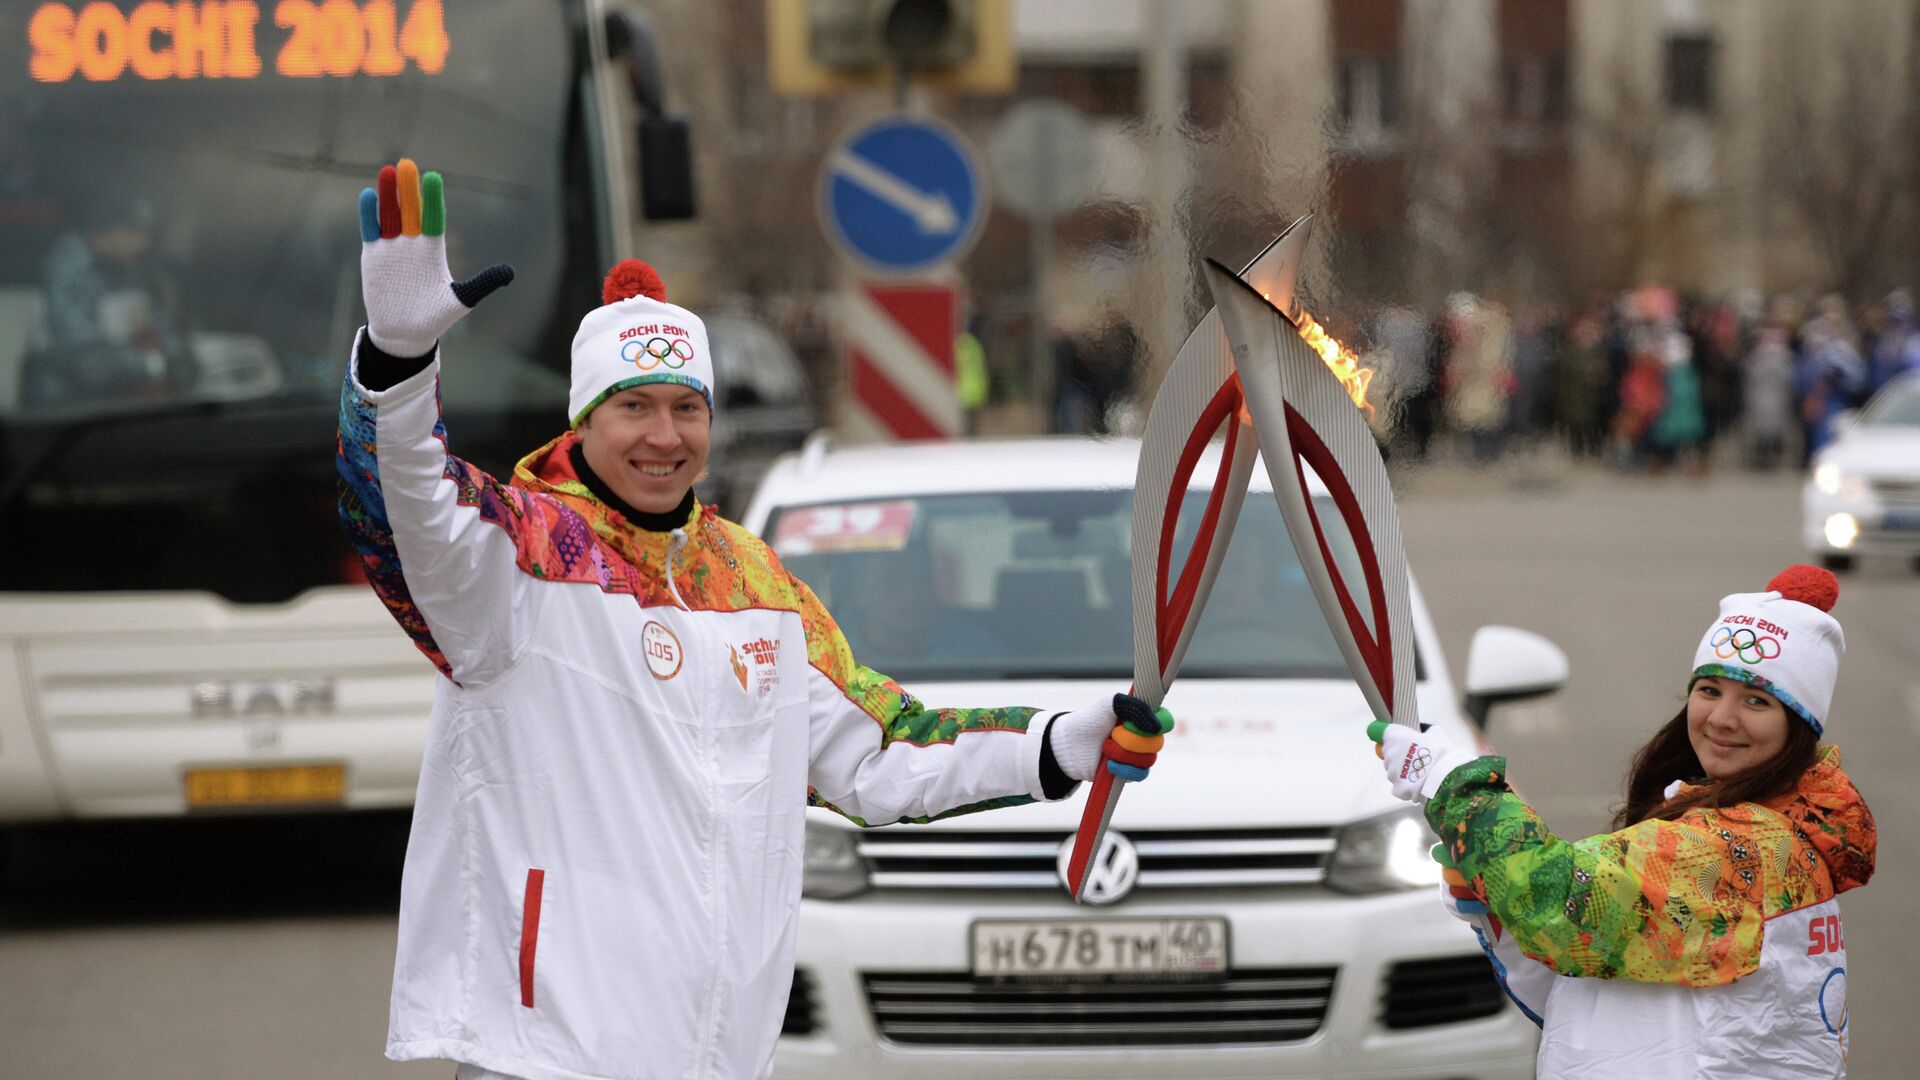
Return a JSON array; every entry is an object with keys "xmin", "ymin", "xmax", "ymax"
[
  {"xmin": 1424, "ymin": 755, "xmax": 1847, "ymax": 988},
  {"xmin": 336, "ymin": 335, "xmax": 535, "ymax": 688},
  {"xmin": 778, "ymin": 565, "xmax": 1049, "ymax": 826}
]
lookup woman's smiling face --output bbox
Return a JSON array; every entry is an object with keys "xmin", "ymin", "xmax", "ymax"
[{"xmin": 1687, "ymin": 676, "xmax": 1791, "ymax": 779}]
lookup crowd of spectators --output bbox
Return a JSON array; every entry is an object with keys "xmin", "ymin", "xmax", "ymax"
[{"xmin": 1360, "ymin": 285, "xmax": 1920, "ymax": 473}]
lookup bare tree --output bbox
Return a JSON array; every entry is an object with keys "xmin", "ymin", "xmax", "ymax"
[
  {"xmin": 1558, "ymin": 50, "xmax": 1667, "ymax": 297},
  {"xmin": 1767, "ymin": 14, "xmax": 1914, "ymax": 299}
]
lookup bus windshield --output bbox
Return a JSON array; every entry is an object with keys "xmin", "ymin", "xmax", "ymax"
[{"xmin": 0, "ymin": 1, "xmax": 602, "ymax": 601}]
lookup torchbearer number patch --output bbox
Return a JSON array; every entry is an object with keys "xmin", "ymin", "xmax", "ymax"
[{"xmin": 642, "ymin": 621, "xmax": 683, "ymax": 680}]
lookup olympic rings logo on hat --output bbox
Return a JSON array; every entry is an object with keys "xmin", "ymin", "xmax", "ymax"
[
  {"xmin": 620, "ymin": 337, "xmax": 695, "ymax": 370},
  {"xmin": 1712, "ymin": 626, "xmax": 1783, "ymax": 664}
]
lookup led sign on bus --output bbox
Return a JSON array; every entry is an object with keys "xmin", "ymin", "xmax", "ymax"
[{"xmin": 27, "ymin": 0, "xmax": 448, "ymax": 83}]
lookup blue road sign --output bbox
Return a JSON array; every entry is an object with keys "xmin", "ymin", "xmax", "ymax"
[{"xmin": 820, "ymin": 116, "xmax": 984, "ymax": 276}]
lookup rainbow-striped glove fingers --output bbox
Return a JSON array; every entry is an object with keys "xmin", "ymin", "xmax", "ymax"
[
  {"xmin": 1366, "ymin": 719, "xmax": 1473, "ymax": 804},
  {"xmin": 358, "ymin": 158, "xmax": 513, "ymax": 358},
  {"xmin": 1049, "ymin": 693, "xmax": 1175, "ymax": 784}
]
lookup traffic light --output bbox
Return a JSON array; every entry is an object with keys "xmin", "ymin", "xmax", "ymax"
[{"xmin": 768, "ymin": 0, "xmax": 1013, "ymax": 96}]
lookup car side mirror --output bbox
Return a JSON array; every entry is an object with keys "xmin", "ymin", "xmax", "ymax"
[{"xmin": 1462, "ymin": 625, "xmax": 1569, "ymax": 729}]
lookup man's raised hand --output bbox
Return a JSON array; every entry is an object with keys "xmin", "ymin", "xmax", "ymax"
[{"xmin": 358, "ymin": 158, "xmax": 513, "ymax": 358}]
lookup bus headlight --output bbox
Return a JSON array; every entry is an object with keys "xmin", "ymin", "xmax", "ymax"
[
  {"xmin": 1824, "ymin": 513, "xmax": 1860, "ymax": 550},
  {"xmin": 1326, "ymin": 806, "xmax": 1444, "ymax": 894},
  {"xmin": 802, "ymin": 820, "xmax": 870, "ymax": 899}
]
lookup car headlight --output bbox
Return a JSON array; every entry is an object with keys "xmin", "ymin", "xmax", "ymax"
[
  {"xmin": 1813, "ymin": 464, "xmax": 1868, "ymax": 499},
  {"xmin": 1326, "ymin": 805, "xmax": 1444, "ymax": 894},
  {"xmin": 802, "ymin": 820, "xmax": 869, "ymax": 899},
  {"xmin": 1824, "ymin": 512, "xmax": 1860, "ymax": 549}
]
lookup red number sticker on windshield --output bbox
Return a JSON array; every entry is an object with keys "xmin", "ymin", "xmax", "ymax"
[{"xmin": 772, "ymin": 502, "xmax": 916, "ymax": 556}]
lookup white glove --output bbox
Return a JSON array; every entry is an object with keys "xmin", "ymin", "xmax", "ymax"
[
  {"xmin": 1048, "ymin": 693, "xmax": 1167, "ymax": 783},
  {"xmin": 1375, "ymin": 723, "xmax": 1476, "ymax": 803},
  {"xmin": 358, "ymin": 159, "xmax": 512, "ymax": 358}
]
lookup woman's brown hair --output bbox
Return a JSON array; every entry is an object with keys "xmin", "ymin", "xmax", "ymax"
[{"xmin": 1611, "ymin": 703, "xmax": 1821, "ymax": 830}]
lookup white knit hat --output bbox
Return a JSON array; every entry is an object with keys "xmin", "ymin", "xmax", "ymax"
[
  {"xmin": 1689, "ymin": 565, "xmax": 1845, "ymax": 735},
  {"xmin": 568, "ymin": 260, "xmax": 714, "ymax": 429}
]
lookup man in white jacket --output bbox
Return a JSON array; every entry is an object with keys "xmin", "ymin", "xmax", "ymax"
[{"xmin": 337, "ymin": 162, "xmax": 1164, "ymax": 1080}]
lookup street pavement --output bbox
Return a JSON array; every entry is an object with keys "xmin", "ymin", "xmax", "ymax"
[{"xmin": 1, "ymin": 457, "xmax": 1912, "ymax": 1079}]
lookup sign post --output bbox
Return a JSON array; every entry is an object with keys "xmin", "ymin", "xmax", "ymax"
[
  {"xmin": 988, "ymin": 100, "xmax": 1096, "ymax": 430},
  {"xmin": 820, "ymin": 115, "xmax": 984, "ymax": 441}
]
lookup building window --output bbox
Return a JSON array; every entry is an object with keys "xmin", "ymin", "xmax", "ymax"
[
  {"xmin": 1665, "ymin": 34, "xmax": 1714, "ymax": 113},
  {"xmin": 1337, "ymin": 54, "xmax": 1402, "ymax": 149}
]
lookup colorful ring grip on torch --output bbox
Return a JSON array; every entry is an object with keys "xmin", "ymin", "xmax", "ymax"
[
  {"xmin": 1102, "ymin": 701, "xmax": 1173, "ymax": 782},
  {"xmin": 1431, "ymin": 843, "xmax": 1487, "ymax": 915},
  {"xmin": 1110, "ymin": 726, "xmax": 1165, "ymax": 754}
]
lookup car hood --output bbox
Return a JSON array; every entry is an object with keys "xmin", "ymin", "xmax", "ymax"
[
  {"xmin": 824, "ymin": 678, "xmax": 1480, "ymax": 832},
  {"xmin": 1816, "ymin": 427, "xmax": 1920, "ymax": 477}
]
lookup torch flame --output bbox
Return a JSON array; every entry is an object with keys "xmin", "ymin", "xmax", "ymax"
[
  {"xmin": 1257, "ymin": 290, "xmax": 1376, "ymax": 413},
  {"xmin": 1293, "ymin": 309, "xmax": 1375, "ymax": 413}
]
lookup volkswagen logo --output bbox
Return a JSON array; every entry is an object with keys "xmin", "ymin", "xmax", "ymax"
[{"xmin": 1057, "ymin": 830, "xmax": 1139, "ymax": 905}]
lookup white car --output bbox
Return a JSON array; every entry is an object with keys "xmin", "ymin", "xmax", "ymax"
[
  {"xmin": 742, "ymin": 436, "xmax": 1569, "ymax": 1079},
  {"xmin": 1804, "ymin": 371, "xmax": 1920, "ymax": 573}
]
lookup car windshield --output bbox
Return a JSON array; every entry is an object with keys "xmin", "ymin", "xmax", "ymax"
[
  {"xmin": 1860, "ymin": 378, "xmax": 1920, "ymax": 427},
  {"xmin": 0, "ymin": 1, "xmax": 601, "ymax": 601},
  {"xmin": 767, "ymin": 489, "xmax": 1423, "ymax": 682}
]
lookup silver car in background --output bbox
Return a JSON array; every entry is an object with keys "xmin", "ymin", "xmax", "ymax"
[
  {"xmin": 745, "ymin": 436, "xmax": 1568, "ymax": 1079},
  {"xmin": 1804, "ymin": 371, "xmax": 1920, "ymax": 573}
]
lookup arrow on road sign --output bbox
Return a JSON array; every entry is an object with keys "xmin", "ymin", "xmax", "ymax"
[
  {"xmin": 820, "ymin": 116, "xmax": 983, "ymax": 276},
  {"xmin": 831, "ymin": 149, "xmax": 960, "ymax": 234}
]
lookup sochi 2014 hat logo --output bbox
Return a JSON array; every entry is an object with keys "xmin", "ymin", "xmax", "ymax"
[
  {"xmin": 617, "ymin": 324, "xmax": 696, "ymax": 371},
  {"xmin": 642, "ymin": 621, "xmax": 683, "ymax": 680},
  {"xmin": 1712, "ymin": 623, "xmax": 1784, "ymax": 665}
]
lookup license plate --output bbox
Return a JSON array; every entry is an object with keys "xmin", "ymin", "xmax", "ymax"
[
  {"xmin": 1881, "ymin": 510, "xmax": 1920, "ymax": 531},
  {"xmin": 185, "ymin": 764, "xmax": 346, "ymax": 809},
  {"xmin": 970, "ymin": 918, "xmax": 1228, "ymax": 979}
]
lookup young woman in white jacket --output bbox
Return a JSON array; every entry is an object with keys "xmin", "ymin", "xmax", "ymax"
[{"xmin": 1371, "ymin": 565, "xmax": 1874, "ymax": 1078}]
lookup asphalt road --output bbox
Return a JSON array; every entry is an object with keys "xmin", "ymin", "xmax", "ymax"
[{"xmin": 1, "ymin": 458, "xmax": 1912, "ymax": 1079}]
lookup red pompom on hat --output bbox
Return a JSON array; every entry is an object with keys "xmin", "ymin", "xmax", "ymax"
[
  {"xmin": 1767, "ymin": 564, "xmax": 1839, "ymax": 612},
  {"xmin": 602, "ymin": 259, "xmax": 666, "ymax": 305}
]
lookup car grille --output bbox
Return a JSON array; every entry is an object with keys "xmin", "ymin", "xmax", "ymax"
[
  {"xmin": 1870, "ymin": 476, "xmax": 1920, "ymax": 510},
  {"xmin": 783, "ymin": 968, "xmax": 819, "ymax": 1036},
  {"xmin": 854, "ymin": 828, "xmax": 1337, "ymax": 892},
  {"xmin": 863, "ymin": 968, "xmax": 1338, "ymax": 1047},
  {"xmin": 1379, "ymin": 955, "xmax": 1506, "ymax": 1029}
]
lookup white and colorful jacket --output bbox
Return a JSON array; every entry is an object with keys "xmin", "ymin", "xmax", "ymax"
[
  {"xmin": 1432, "ymin": 747, "xmax": 1875, "ymax": 1079},
  {"xmin": 337, "ymin": 334, "xmax": 1056, "ymax": 1080}
]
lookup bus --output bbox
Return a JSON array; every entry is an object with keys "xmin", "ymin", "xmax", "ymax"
[{"xmin": 0, "ymin": 0, "xmax": 692, "ymax": 827}]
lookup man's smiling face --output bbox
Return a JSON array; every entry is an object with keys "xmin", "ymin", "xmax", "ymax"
[{"xmin": 577, "ymin": 384, "xmax": 711, "ymax": 515}]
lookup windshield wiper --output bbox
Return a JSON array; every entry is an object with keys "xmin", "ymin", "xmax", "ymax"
[{"xmin": 0, "ymin": 394, "xmax": 303, "ymax": 510}]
